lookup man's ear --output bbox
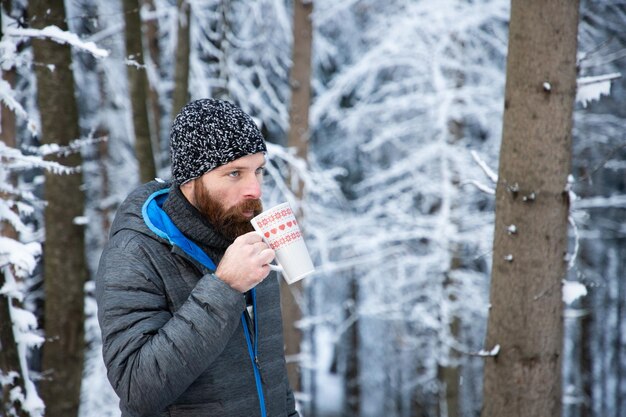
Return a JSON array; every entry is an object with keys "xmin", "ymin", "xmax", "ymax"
[{"xmin": 179, "ymin": 180, "xmax": 196, "ymax": 206}]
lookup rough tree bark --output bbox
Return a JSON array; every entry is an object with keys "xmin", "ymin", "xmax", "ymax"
[
  {"xmin": 143, "ymin": 0, "xmax": 162, "ymax": 154},
  {"xmin": 123, "ymin": 0, "xmax": 157, "ymax": 183},
  {"xmin": 481, "ymin": 1, "xmax": 580, "ymax": 417},
  {"xmin": 171, "ymin": 0, "xmax": 191, "ymax": 119},
  {"xmin": 28, "ymin": 1, "xmax": 89, "ymax": 415},
  {"xmin": 282, "ymin": 0, "xmax": 314, "ymax": 397}
]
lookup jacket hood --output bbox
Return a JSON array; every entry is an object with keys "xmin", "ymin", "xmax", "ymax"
[
  {"xmin": 109, "ymin": 180, "xmax": 217, "ymax": 271},
  {"xmin": 109, "ymin": 180, "xmax": 170, "ymax": 240}
]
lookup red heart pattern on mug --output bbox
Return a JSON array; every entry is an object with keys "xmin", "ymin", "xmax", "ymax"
[{"xmin": 263, "ymin": 221, "xmax": 297, "ymax": 239}]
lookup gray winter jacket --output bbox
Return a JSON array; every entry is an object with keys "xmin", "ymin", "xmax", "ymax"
[{"xmin": 95, "ymin": 181, "xmax": 298, "ymax": 417}]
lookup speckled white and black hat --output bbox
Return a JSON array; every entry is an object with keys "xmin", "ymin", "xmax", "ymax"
[{"xmin": 170, "ymin": 98, "xmax": 267, "ymax": 185}]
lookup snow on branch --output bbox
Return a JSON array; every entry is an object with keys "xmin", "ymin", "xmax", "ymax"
[
  {"xmin": 24, "ymin": 134, "xmax": 107, "ymax": 158},
  {"xmin": 470, "ymin": 150, "xmax": 498, "ymax": 183},
  {"xmin": 462, "ymin": 179, "xmax": 495, "ymax": 195},
  {"xmin": 0, "ymin": 201, "xmax": 35, "ymax": 236},
  {"xmin": 562, "ymin": 280, "xmax": 587, "ymax": 305},
  {"xmin": 565, "ymin": 215, "xmax": 580, "ymax": 270},
  {"xmin": 0, "ymin": 80, "xmax": 29, "ymax": 120},
  {"xmin": 0, "ymin": 80, "xmax": 38, "ymax": 135},
  {"xmin": 472, "ymin": 344, "xmax": 500, "ymax": 357},
  {"xmin": 461, "ymin": 151, "xmax": 497, "ymax": 194},
  {"xmin": 265, "ymin": 142, "xmax": 345, "ymax": 205},
  {"xmin": 0, "ymin": 238, "xmax": 41, "ymax": 282},
  {"xmin": 576, "ymin": 72, "xmax": 621, "ymax": 108},
  {"xmin": 0, "ymin": 183, "xmax": 37, "ymax": 204},
  {"xmin": 0, "ymin": 142, "xmax": 80, "ymax": 176},
  {"xmin": 1, "ymin": 267, "xmax": 45, "ymax": 417},
  {"xmin": 4, "ymin": 25, "xmax": 110, "ymax": 58},
  {"xmin": 573, "ymin": 194, "xmax": 626, "ymax": 209}
]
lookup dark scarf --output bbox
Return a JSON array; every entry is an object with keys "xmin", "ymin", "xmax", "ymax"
[{"xmin": 162, "ymin": 185, "xmax": 232, "ymax": 265}]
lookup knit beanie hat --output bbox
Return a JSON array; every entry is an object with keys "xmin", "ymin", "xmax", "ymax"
[{"xmin": 170, "ymin": 98, "xmax": 267, "ymax": 185}]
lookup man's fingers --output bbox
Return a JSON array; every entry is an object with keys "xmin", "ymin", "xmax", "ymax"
[
  {"xmin": 259, "ymin": 264, "xmax": 271, "ymax": 276},
  {"xmin": 253, "ymin": 241, "xmax": 270, "ymax": 253},
  {"xmin": 259, "ymin": 248, "xmax": 275, "ymax": 265},
  {"xmin": 238, "ymin": 230, "xmax": 263, "ymax": 244}
]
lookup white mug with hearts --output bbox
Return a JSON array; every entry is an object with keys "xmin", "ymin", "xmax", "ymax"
[{"xmin": 251, "ymin": 202, "xmax": 315, "ymax": 284}]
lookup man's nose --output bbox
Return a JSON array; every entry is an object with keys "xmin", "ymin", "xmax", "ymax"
[{"xmin": 243, "ymin": 174, "xmax": 262, "ymax": 199}]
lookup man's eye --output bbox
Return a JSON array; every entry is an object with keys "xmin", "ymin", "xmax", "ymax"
[
  {"xmin": 228, "ymin": 171, "xmax": 240, "ymax": 177},
  {"xmin": 256, "ymin": 167, "xmax": 266, "ymax": 176}
]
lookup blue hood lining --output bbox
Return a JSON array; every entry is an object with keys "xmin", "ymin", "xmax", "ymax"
[{"xmin": 141, "ymin": 189, "xmax": 216, "ymax": 271}]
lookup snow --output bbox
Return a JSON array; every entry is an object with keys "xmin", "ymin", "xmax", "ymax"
[
  {"xmin": 1, "ymin": 268, "xmax": 46, "ymax": 417},
  {"xmin": 464, "ymin": 179, "xmax": 496, "ymax": 195},
  {"xmin": 313, "ymin": 326, "xmax": 344, "ymax": 415},
  {"xmin": 573, "ymin": 194, "xmax": 626, "ymax": 209},
  {"xmin": 562, "ymin": 281, "xmax": 587, "ymax": 305},
  {"xmin": 0, "ymin": 1, "xmax": 621, "ymax": 416},
  {"xmin": 566, "ymin": 216, "xmax": 580, "ymax": 269},
  {"xmin": 0, "ymin": 238, "xmax": 41, "ymax": 279},
  {"xmin": 476, "ymin": 344, "xmax": 500, "ymax": 357},
  {"xmin": 0, "ymin": 79, "xmax": 29, "ymax": 120},
  {"xmin": 74, "ymin": 216, "xmax": 89, "ymax": 226},
  {"xmin": 470, "ymin": 150, "xmax": 498, "ymax": 183},
  {"xmin": 576, "ymin": 73, "xmax": 620, "ymax": 108},
  {"xmin": 0, "ymin": 141, "xmax": 80, "ymax": 176},
  {"xmin": 4, "ymin": 25, "xmax": 110, "ymax": 58}
]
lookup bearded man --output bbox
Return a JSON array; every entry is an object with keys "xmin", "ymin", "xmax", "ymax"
[{"xmin": 95, "ymin": 99, "xmax": 299, "ymax": 417}]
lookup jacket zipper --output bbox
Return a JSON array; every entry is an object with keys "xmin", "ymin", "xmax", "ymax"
[{"xmin": 242, "ymin": 288, "xmax": 267, "ymax": 417}]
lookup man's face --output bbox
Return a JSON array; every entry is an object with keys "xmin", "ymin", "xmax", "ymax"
[{"xmin": 187, "ymin": 152, "xmax": 265, "ymax": 240}]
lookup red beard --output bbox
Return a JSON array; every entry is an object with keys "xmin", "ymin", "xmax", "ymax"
[{"xmin": 193, "ymin": 182, "xmax": 263, "ymax": 241}]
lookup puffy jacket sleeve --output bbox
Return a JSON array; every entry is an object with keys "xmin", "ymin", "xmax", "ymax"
[{"xmin": 95, "ymin": 241, "xmax": 245, "ymax": 417}]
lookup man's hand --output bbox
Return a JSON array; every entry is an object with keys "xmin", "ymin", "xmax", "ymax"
[{"xmin": 215, "ymin": 231, "xmax": 275, "ymax": 293}]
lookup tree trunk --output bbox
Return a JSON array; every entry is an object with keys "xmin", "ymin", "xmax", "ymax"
[
  {"xmin": 437, "ymin": 96, "xmax": 465, "ymax": 417},
  {"xmin": 0, "ymin": 48, "xmax": 29, "ymax": 417},
  {"xmin": 481, "ymin": 1, "xmax": 580, "ymax": 417},
  {"xmin": 580, "ymin": 290, "xmax": 592, "ymax": 417},
  {"xmin": 206, "ymin": 0, "xmax": 231, "ymax": 101},
  {"xmin": 615, "ymin": 250, "xmax": 626, "ymax": 416},
  {"xmin": 29, "ymin": 1, "xmax": 88, "ymax": 416},
  {"xmin": 123, "ymin": 0, "xmax": 157, "ymax": 183},
  {"xmin": 171, "ymin": 0, "xmax": 191, "ymax": 119},
  {"xmin": 437, "ymin": 317, "xmax": 460, "ymax": 417},
  {"xmin": 281, "ymin": 0, "xmax": 314, "ymax": 397},
  {"xmin": 143, "ymin": 0, "xmax": 163, "ymax": 155},
  {"xmin": 345, "ymin": 277, "xmax": 360, "ymax": 416}
]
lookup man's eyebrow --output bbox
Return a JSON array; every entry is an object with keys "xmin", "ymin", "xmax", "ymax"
[{"xmin": 216, "ymin": 162, "xmax": 264, "ymax": 172}]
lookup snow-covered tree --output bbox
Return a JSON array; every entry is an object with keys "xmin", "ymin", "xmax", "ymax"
[
  {"xmin": 3, "ymin": 1, "xmax": 623, "ymax": 416},
  {"xmin": 308, "ymin": 1, "xmax": 509, "ymax": 415},
  {"xmin": 189, "ymin": 0, "xmax": 292, "ymax": 140},
  {"xmin": 563, "ymin": 2, "xmax": 626, "ymax": 417}
]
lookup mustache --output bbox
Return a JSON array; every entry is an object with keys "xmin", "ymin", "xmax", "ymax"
[{"xmin": 233, "ymin": 199, "xmax": 263, "ymax": 217}]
